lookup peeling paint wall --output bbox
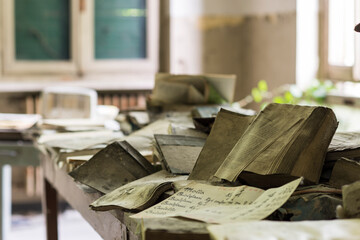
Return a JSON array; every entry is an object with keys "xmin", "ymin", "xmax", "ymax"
[{"xmin": 169, "ymin": 0, "xmax": 296, "ymax": 101}]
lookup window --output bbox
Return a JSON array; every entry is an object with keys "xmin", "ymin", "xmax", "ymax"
[
  {"xmin": 319, "ymin": 0, "xmax": 360, "ymax": 81},
  {"xmin": 2, "ymin": 0, "xmax": 159, "ymax": 77}
]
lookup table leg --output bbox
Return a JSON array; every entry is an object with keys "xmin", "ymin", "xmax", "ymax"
[
  {"xmin": 0, "ymin": 165, "xmax": 11, "ymax": 240},
  {"xmin": 44, "ymin": 179, "xmax": 58, "ymax": 240}
]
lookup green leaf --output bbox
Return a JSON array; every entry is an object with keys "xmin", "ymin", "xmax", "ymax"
[
  {"xmin": 284, "ymin": 91, "xmax": 294, "ymax": 103},
  {"xmin": 273, "ymin": 96, "xmax": 285, "ymax": 104},
  {"xmin": 252, "ymin": 88, "xmax": 262, "ymax": 103},
  {"xmin": 258, "ymin": 80, "xmax": 268, "ymax": 92},
  {"xmin": 260, "ymin": 102, "xmax": 268, "ymax": 110}
]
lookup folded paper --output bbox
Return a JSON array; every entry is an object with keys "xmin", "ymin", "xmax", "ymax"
[
  {"xmin": 90, "ymin": 170, "xmax": 187, "ymax": 211},
  {"xmin": 131, "ymin": 178, "xmax": 301, "ymax": 224}
]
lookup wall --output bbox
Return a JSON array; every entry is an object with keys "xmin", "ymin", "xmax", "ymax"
[
  {"xmin": 169, "ymin": 0, "xmax": 297, "ymax": 101},
  {"xmin": 296, "ymin": 1, "xmax": 319, "ymax": 89},
  {"xmin": 0, "ymin": 0, "xmax": 2, "ymax": 81}
]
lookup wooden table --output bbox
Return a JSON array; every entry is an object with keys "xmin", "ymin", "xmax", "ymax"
[
  {"xmin": 41, "ymin": 153, "xmax": 211, "ymax": 240},
  {"xmin": 41, "ymin": 154, "xmax": 136, "ymax": 240}
]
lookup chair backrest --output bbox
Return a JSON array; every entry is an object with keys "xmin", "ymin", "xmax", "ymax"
[{"xmin": 41, "ymin": 87, "xmax": 98, "ymax": 119}]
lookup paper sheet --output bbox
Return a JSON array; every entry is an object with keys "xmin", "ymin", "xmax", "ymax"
[
  {"xmin": 207, "ymin": 219, "xmax": 360, "ymax": 240},
  {"xmin": 343, "ymin": 181, "xmax": 360, "ymax": 218},
  {"xmin": 0, "ymin": 113, "xmax": 41, "ymax": 130},
  {"xmin": 328, "ymin": 131, "xmax": 360, "ymax": 152},
  {"xmin": 90, "ymin": 170, "xmax": 188, "ymax": 211},
  {"xmin": 38, "ymin": 130, "xmax": 123, "ymax": 150},
  {"xmin": 131, "ymin": 178, "xmax": 301, "ymax": 224}
]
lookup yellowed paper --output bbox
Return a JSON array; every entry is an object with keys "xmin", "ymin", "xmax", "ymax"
[
  {"xmin": 342, "ymin": 181, "xmax": 360, "ymax": 218},
  {"xmin": 327, "ymin": 132, "xmax": 360, "ymax": 161},
  {"xmin": 38, "ymin": 130, "xmax": 123, "ymax": 150},
  {"xmin": 131, "ymin": 178, "xmax": 301, "ymax": 223},
  {"xmin": 41, "ymin": 118, "xmax": 105, "ymax": 129},
  {"xmin": 123, "ymin": 119, "xmax": 171, "ymax": 154},
  {"xmin": 0, "ymin": 113, "xmax": 41, "ymax": 130},
  {"xmin": 188, "ymin": 85, "xmax": 206, "ymax": 104},
  {"xmin": 124, "ymin": 114, "xmax": 195, "ymax": 154},
  {"xmin": 169, "ymin": 123, "xmax": 208, "ymax": 138},
  {"xmin": 90, "ymin": 171, "xmax": 188, "ymax": 211},
  {"xmin": 152, "ymin": 80, "xmax": 190, "ymax": 104},
  {"xmin": 328, "ymin": 131, "xmax": 360, "ymax": 152},
  {"xmin": 66, "ymin": 155, "xmax": 93, "ymax": 162},
  {"xmin": 207, "ymin": 220, "xmax": 360, "ymax": 240}
]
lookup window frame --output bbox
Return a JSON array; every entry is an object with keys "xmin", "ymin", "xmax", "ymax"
[
  {"xmin": 1, "ymin": 0, "xmax": 159, "ymax": 76},
  {"xmin": 318, "ymin": 0, "xmax": 360, "ymax": 81},
  {"xmin": 80, "ymin": 0, "xmax": 159, "ymax": 74},
  {"xmin": 2, "ymin": 0, "xmax": 79, "ymax": 75},
  {"xmin": 353, "ymin": 0, "xmax": 360, "ymax": 80}
]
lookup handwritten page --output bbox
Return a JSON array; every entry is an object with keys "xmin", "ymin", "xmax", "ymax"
[
  {"xmin": 90, "ymin": 171, "xmax": 188, "ymax": 211},
  {"xmin": 131, "ymin": 178, "xmax": 301, "ymax": 223},
  {"xmin": 207, "ymin": 219, "xmax": 360, "ymax": 240}
]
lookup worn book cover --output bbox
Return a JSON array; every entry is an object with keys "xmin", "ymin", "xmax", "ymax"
[
  {"xmin": 154, "ymin": 134, "xmax": 206, "ymax": 174},
  {"xmin": 149, "ymin": 73, "xmax": 237, "ymax": 106},
  {"xmin": 214, "ymin": 103, "xmax": 338, "ymax": 185},
  {"xmin": 329, "ymin": 157, "xmax": 360, "ymax": 188},
  {"xmin": 189, "ymin": 108, "xmax": 255, "ymax": 180},
  {"xmin": 69, "ymin": 140, "xmax": 156, "ymax": 193}
]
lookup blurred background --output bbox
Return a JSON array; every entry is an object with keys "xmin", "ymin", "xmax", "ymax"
[{"xmin": 0, "ymin": 0, "xmax": 359, "ymax": 239}]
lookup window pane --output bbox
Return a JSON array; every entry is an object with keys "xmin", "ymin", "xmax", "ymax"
[
  {"xmin": 328, "ymin": 0, "xmax": 355, "ymax": 66},
  {"xmin": 15, "ymin": 0, "xmax": 70, "ymax": 60},
  {"xmin": 95, "ymin": 0, "xmax": 147, "ymax": 59}
]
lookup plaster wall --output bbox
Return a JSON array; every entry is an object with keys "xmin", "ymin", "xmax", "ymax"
[
  {"xmin": 169, "ymin": 0, "xmax": 297, "ymax": 101},
  {"xmin": 0, "ymin": 0, "xmax": 2, "ymax": 80}
]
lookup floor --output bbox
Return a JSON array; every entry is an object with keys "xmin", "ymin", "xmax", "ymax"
[{"xmin": 10, "ymin": 209, "xmax": 102, "ymax": 240}]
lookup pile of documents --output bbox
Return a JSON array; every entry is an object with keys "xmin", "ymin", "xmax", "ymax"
[
  {"xmin": 64, "ymin": 102, "xmax": 354, "ymax": 226},
  {"xmin": 37, "ymin": 74, "xmax": 360, "ymax": 239}
]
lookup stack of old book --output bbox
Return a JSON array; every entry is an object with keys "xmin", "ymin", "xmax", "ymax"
[
  {"xmin": 67, "ymin": 103, "xmax": 339, "ymax": 223},
  {"xmin": 32, "ymin": 73, "xmax": 360, "ymax": 238}
]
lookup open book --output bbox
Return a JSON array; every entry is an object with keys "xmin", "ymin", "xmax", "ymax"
[
  {"xmin": 190, "ymin": 104, "xmax": 338, "ymax": 186},
  {"xmin": 90, "ymin": 170, "xmax": 187, "ymax": 211}
]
